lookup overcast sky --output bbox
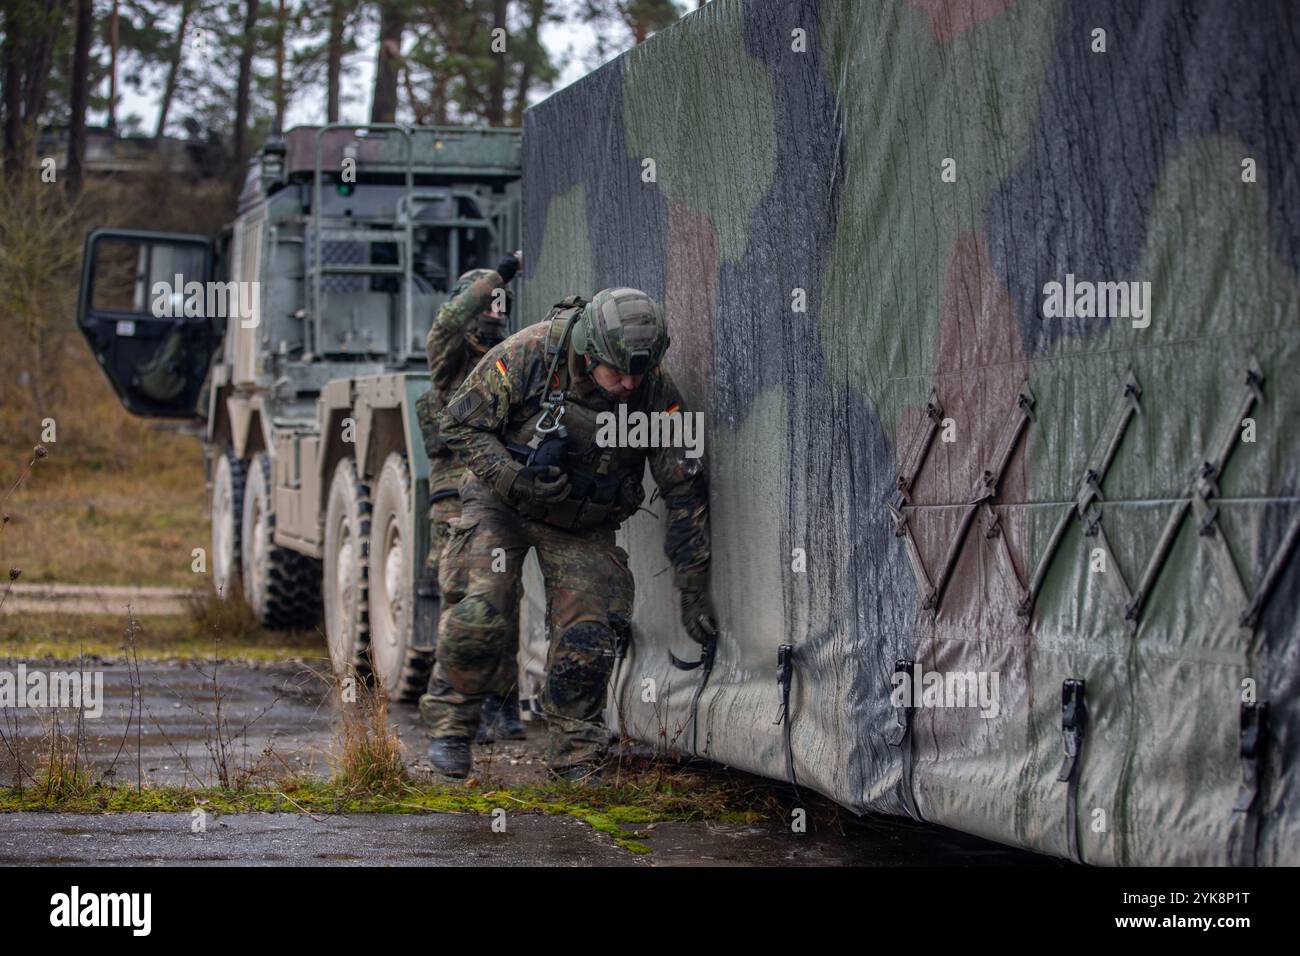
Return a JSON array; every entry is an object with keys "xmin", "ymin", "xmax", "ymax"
[{"xmin": 112, "ymin": 7, "xmax": 622, "ymax": 134}]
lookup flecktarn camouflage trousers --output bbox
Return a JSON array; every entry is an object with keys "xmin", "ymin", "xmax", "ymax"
[{"xmin": 418, "ymin": 483, "xmax": 634, "ymax": 768}]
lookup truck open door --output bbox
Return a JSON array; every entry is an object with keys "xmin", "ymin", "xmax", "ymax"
[{"xmin": 76, "ymin": 228, "xmax": 216, "ymax": 418}]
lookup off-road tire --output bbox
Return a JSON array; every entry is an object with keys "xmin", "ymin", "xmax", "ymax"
[
  {"xmin": 211, "ymin": 449, "xmax": 246, "ymax": 601},
  {"xmin": 367, "ymin": 451, "xmax": 434, "ymax": 701},
  {"xmin": 323, "ymin": 457, "xmax": 371, "ymax": 676},
  {"xmin": 241, "ymin": 452, "xmax": 322, "ymax": 629}
]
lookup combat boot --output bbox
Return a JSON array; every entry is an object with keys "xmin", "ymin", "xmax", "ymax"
[
  {"xmin": 427, "ymin": 736, "xmax": 472, "ymax": 778},
  {"xmin": 475, "ymin": 695, "xmax": 503, "ymax": 744},
  {"xmin": 475, "ymin": 693, "xmax": 527, "ymax": 744},
  {"xmin": 493, "ymin": 692, "xmax": 527, "ymax": 741}
]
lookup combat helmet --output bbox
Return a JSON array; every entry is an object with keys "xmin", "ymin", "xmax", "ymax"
[
  {"xmin": 570, "ymin": 287, "xmax": 670, "ymax": 376},
  {"xmin": 452, "ymin": 268, "xmax": 512, "ymax": 350}
]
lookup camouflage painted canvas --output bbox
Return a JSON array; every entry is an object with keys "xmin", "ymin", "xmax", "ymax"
[{"xmin": 518, "ymin": 0, "xmax": 1300, "ymax": 865}]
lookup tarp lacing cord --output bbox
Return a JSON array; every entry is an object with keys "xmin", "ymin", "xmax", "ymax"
[
  {"xmin": 885, "ymin": 385, "xmax": 1036, "ymax": 615},
  {"xmin": 885, "ymin": 390, "xmax": 943, "ymax": 604},
  {"xmin": 1125, "ymin": 362, "xmax": 1263, "ymax": 624},
  {"xmin": 922, "ymin": 386, "xmax": 1035, "ymax": 613},
  {"xmin": 1020, "ymin": 370, "xmax": 1142, "ymax": 619},
  {"xmin": 773, "ymin": 643, "xmax": 800, "ymax": 792},
  {"xmin": 1123, "ymin": 363, "xmax": 1275, "ymax": 864},
  {"xmin": 1056, "ymin": 678, "xmax": 1087, "ymax": 864},
  {"xmin": 886, "ymin": 658, "xmax": 923, "ymax": 821}
]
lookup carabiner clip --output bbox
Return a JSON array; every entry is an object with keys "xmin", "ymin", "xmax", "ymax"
[{"xmin": 534, "ymin": 391, "xmax": 567, "ymax": 437}]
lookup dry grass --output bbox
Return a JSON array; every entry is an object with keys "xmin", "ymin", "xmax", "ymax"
[
  {"xmin": 328, "ymin": 668, "xmax": 409, "ymax": 796},
  {"xmin": 0, "ymin": 168, "xmax": 226, "ymax": 591},
  {"xmin": 0, "ymin": 609, "xmax": 323, "ymax": 662}
]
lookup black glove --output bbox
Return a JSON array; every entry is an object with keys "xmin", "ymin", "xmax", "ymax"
[
  {"xmin": 680, "ymin": 588, "xmax": 718, "ymax": 645},
  {"xmin": 495, "ymin": 252, "xmax": 521, "ymax": 284},
  {"xmin": 532, "ymin": 465, "xmax": 570, "ymax": 502},
  {"xmin": 502, "ymin": 464, "xmax": 569, "ymax": 508}
]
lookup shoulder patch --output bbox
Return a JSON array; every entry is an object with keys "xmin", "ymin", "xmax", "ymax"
[
  {"xmin": 448, "ymin": 390, "xmax": 486, "ymax": 423},
  {"xmin": 494, "ymin": 357, "xmax": 509, "ymax": 383}
]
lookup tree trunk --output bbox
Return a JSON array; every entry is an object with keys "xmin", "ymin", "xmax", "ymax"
[
  {"xmin": 512, "ymin": 0, "xmax": 544, "ymax": 125},
  {"xmin": 24, "ymin": 0, "xmax": 68, "ymax": 124},
  {"xmin": 68, "ymin": 0, "xmax": 94, "ymax": 195},
  {"xmin": 326, "ymin": 1, "xmax": 343, "ymax": 123},
  {"xmin": 486, "ymin": 0, "xmax": 507, "ymax": 125},
  {"xmin": 233, "ymin": 0, "xmax": 262, "ymax": 186},
  {"xmin": 273, "ymin": 0, "xmax": 286, "ymax": 134},
  {"xmin": 108, "ymin": 0, "xmax": 119, "ymax": 128},
  {"xmin": 2, "ymin": 4, "xmax": 24, "ymax": 172},
  {"xmin": 370, "ymin": 1, "xmax": 403, "ymax": 123},
  {"xmin": 433, "ymin": 74, "xmax": 448, "ymax": 125},
  {"xmin": 155, "ymin": 0, "xmax": 193, "ymax": 140}
]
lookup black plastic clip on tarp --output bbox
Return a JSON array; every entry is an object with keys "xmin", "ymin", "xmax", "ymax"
[
  {"xmin": 1056, "ymin": 678, "xmax": 1088, "ymax": 864},
  {"xmin": 888, "ymin": 657, "xmax": 923, "ymax": 821}
]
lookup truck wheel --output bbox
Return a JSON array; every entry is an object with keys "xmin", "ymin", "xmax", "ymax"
[
  {"xmin": 241, "ymin": 452, "xmax": 322, "ymax": 629},
  {"xmin": 211, "ymin": 450, "xmax": 246, "ymax": 601},
  {"xmin": 368, "ymin": 451, "xmax": 433, "ymax": 701},
  {"xmin": 323, "ymin": 458, "xmax": 371, "ymax": 675}
]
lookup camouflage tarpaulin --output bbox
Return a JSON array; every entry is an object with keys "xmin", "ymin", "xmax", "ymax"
[{"xmin": 518, "ymin": 0, "xmax": 1300, "ymax": 865}]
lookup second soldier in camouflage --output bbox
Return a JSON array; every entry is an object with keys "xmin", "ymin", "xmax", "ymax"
[{"xmin": 414, "ymin": 254, "xmax": 526, "ymax": 744}]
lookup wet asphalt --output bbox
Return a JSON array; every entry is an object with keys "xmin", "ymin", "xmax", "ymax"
[{"xmin": 0, "ymin": 658, "xmax": 1059, "ymax": 866}]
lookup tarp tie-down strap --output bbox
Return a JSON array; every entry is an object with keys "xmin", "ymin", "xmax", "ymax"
[
  {"xmin": 1056, "ymin": 678, "xmax": 1088, "ymax": 863},
  {"xmin": 669, "ymin": 635, "xmax": 717, "ymax": 756},
  {"xmin": 1232, "ymin": 701, "xmax": 1269, "ymax": 867},
  {"xmin": 1127, "ymin": 362, "xmax": 1263, "ymax": 623},
  {"xmin": 887, "ymin": 658, "xmax": 924, "ymax": 821},
  {"xmin": 773, "ymin": 643, "xmax": 799, "ymax": 790},
  {"xmin": 1020, "ymin": 371, "xmax": 1141, "ymax": 619},
  {"xmin": 924, "ymin": 386, "xmax": 1035, "ymax": 612}
]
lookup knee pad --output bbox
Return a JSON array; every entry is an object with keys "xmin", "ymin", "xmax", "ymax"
[
  {"xmin": 438, "ymin": 596, "xmax": 510, "ymax": 690},
  {"xmin": 545, "ymin": 621, "xmax": 617, "ymax": 715}
]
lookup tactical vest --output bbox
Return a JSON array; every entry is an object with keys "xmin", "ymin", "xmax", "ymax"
[{"xmin": 502, "ymin": 297, "xmax": 647, "ymax": 530}]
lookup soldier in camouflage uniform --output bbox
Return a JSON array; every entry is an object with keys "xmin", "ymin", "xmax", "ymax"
[
  {"xmin": 414, "ymin": 254, "xmax": 526, "ymax": 743},
  {"xmin": 423, "ymin": 287, "xmax": 717, "ymax": 781}
]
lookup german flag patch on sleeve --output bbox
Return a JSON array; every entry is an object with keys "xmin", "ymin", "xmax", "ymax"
[{"xmin": 494, "ymin": 358, "xmax": 509, "ymax": 383}]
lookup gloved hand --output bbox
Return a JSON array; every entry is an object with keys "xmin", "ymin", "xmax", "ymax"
[
  {"xmin": 499, "ymin": 463, "xmax": 572, "ymax": 509},
  {"xmin": 680, "ymin": 588, "xmax": 718, "ymax": 645},
  {"xmin": 532, "ymin": 465, "xmax": 569, "ymax": 502},
  {"xmin": 495, "ymin": 250, "xmax": 522, "ymax": 284}
]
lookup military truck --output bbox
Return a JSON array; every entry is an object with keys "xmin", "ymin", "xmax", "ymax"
[{"xmin": 76, "ymin": 124, "xmax": 522, "ymax": 700}]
